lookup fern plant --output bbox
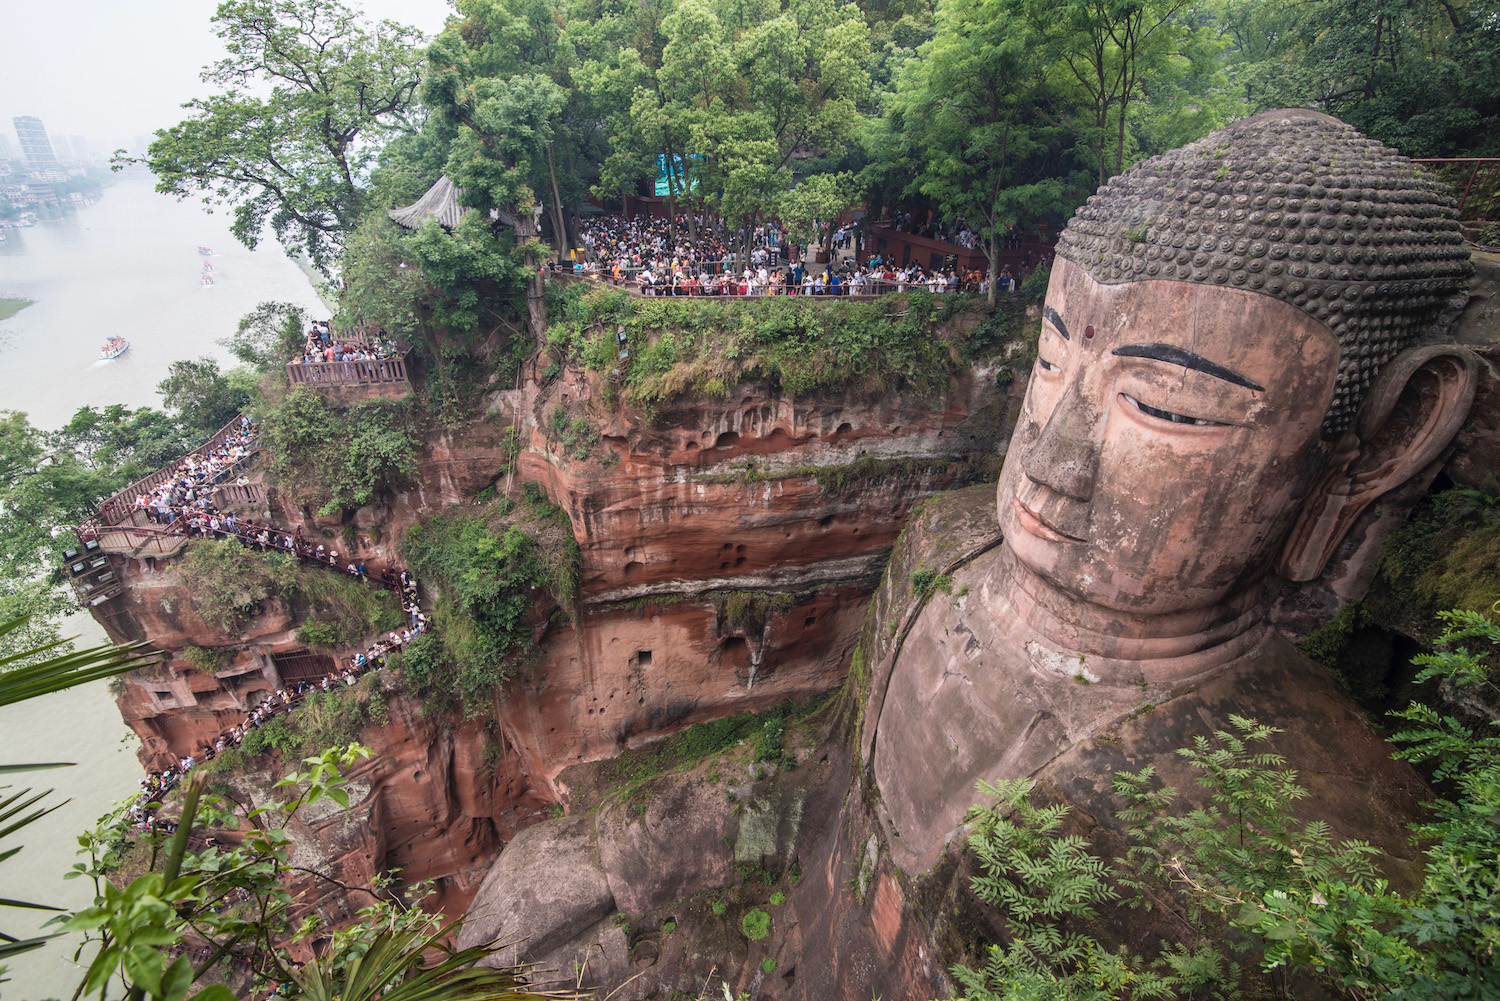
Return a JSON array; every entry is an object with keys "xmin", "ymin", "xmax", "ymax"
[{"xmin": 952, "ymin": 778, "xmax": 1178, "ymax": 1001}]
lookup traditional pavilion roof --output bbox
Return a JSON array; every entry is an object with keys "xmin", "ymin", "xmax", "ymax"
[
  {"xmin": 388, "ymin": 175, "xmax": 472, "ymax": 230},
  {"xmin": 388, "ymin": 175, "xmax": 522, "ymax": 232}
]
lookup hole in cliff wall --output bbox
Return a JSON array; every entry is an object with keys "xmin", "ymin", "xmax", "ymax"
[
  {"xmin": 805, "ymin": 616, "xmax": 817, "ymax": 628},
  {"xmin": 624, "ymin": 561, "xmax": 644, "ymax": 576},
  {"xmin": 722, "ymin": 636, "xmax": 748, "ymax": 661},
  {"xmin": 715, "ymin": 431, "xmax": 740, "ymax": 450},
  {"xmin": 685, "ymin": 440, "xmax": 699, "ymax": 451},
  {"xmin": 720, "ymin": 561, "xmax": 730, "ymax": 569},
  {"xmin": 836, "ymin": 422, "xmax": 852, "ymax": 435},
  {"xmin": 633, "ymin": 650, "xmax": 653, "ymax": 669},
  {"xmin": 819, "ymin": 514, "xmax": 834, "ymax": 528},
  {"xmin": 735, "ymin": 544, "xmax": 746, "ymax": 553},
  {"xmin": 735, "ymin": 556, "xmax": 747, "ymax": 566},
  {"xmin": 721, "ymin": 542, "xmax": 732, "ymax": 550}
]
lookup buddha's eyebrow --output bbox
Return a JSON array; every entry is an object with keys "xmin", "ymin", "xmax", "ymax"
[
  {"xmin": 1043, "ymin": 306, "xmax": 1069, "ymax": 340},
  {"xmin": 1111, "ymin": 343, "xmax": 1264, "ymax": 391}
]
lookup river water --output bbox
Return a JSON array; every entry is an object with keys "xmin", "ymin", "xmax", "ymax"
[{"xmin": 0, "ymin": 174, "xmax": 323, "ymax": 999}]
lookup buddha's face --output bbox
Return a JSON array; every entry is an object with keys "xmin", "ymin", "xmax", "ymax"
[{"xmin": 997, "ymin": 257, "xmax": 1341, "ymax": 615}]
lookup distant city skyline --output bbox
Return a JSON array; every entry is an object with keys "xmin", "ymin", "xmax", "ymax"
[{"xmin": 0, "ymin": 0, "xmax": 452, "ymax": 155}]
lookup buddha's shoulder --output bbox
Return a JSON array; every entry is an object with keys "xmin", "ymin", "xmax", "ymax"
[{"xmin": 1042, "ymin": 631, "xmax": 1430, "ymax": 862}]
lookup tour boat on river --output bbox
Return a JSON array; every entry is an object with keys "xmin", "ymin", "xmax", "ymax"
[
  {"xmin": 201, "ymin": 273, "xmax": 215, "ymax": 287},
  {"xmin": 100, "ymin": 337, "xmax": 130, "ymax": 360},
  {"xmin": 197, "ymin": 246, "xmax": 214, "ymax": 256}
]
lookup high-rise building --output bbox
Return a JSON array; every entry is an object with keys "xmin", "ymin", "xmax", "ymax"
[
  {"xmin": 0, "ymin": 132, "xmax": 14, "ymax": 161},
  {"xmin": 13, "ymin": 116, "xmax": 59, "ymax": 172},
  {"xmin": 62, "ymin": 135, "xmax": 90, "ymax": 162}
]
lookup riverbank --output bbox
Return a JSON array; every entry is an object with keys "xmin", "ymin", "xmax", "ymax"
[{"xmin": 0, "ymin": 297, "xmax": 34, "ymax": 321}]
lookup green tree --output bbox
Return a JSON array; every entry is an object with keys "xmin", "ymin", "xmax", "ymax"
[
  {"xmin": 52, "ymin": 406, "xmax": 198, "ymax": 484},
  {"xmin": 877, "ymin": 0, "xmax": 1084, "ymax": 304},
  {"xmin": 224, "ymin": 302, "xmax": 308, "ymax": 372},
  {"xmin": 423, "ymin": 3, "xmax": 571, "ymax": 341},
  {"xmin": 1025, "ymin": 0, "xmax": 1215, "ymax": 185},
  {"xmin": 125, "ymin": 0, "xmax": 427, "ymax": 272},
  {"xmin": 157, "ymin": 358, "xmax": 255, "ymax": 437},
  {"xmin": 0, "ymin": 412, "xmax": 123, "ymax": 660},
  {"xmin": 257, "ymin": 387, "xmax": 420, "ymax": 515}
]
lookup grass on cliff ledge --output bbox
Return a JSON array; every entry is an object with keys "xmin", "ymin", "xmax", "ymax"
[
  {"xmin": 180, "ymin": 539, "xmax": 404, "ymax": 639},
  {"xmin": 543, "ymin": 282, "xmax": 1032, "ymax": 409},
  {"xmin": 589, "ymin": 692, "xmax": 834, "ymax": 803}
]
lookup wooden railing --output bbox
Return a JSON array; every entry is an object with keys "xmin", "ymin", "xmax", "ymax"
[
  {"xmin": 286, "ymin": 354, "xmax": 409, "ymax": 386},
  {"xmin": 78, "ymin": 519, "xmax": 192, "ymax": 560},
  {"xmin": 210, "ymin": 482, "xmax": 265, "ymax": 507},
  {"xmin": 95, "ymin": 415, "xmax": 255, "ymax": 526}
]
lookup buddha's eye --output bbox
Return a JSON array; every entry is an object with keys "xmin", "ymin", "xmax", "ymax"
[
  {"xmin": 1037, "ymin": 358, "xmax": 1060, "ymax": 373},
  {"xmin": 1122, "ymin": 393, "xmax": 1226, "ymax": 427}
]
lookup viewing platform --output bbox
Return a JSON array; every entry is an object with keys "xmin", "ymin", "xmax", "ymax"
[
  {"xmin": 547, "ymin": 265, "xmax": 983, "ymax": 300},
  {"xmin": 285, "ymin": 343, "xmax": 413, "ymax": 401},
  {"xmin": 76, "ymin": 415, "xmax": 264, "ymax": 565}
]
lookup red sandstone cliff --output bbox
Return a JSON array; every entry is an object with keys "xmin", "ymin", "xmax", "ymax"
[{"xmin": 99, "ymin": 345, "xmax": 1023, "ymax": 925}]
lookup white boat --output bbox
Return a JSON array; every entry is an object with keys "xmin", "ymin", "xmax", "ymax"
[
  {"xmin": 201, "ymin": 273, "xmax": 214, "ymax": 287},
  {"xmin": 100, "ymin": 337, "xmax": 130, "ymax": 360},
  {"xmin": 197, "ymin": 246, "xmax": 214, "ymax": 256}
]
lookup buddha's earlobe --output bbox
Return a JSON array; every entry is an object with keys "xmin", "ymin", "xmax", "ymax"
[{"xmin": 1277, "ymin": 344, "xmax": 1480, "ymax": 582}]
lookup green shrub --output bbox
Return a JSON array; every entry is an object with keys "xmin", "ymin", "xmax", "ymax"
[
  {"xmin": 768, "ymin": 890, "xmax": 785, "ymax": 906},
  {"xmin": 180, "ymin": 646, "xmax": 222, "ymax": 674},
  {"xmin": 237, "ymin": 679, "xmax": 385, "ymax": 760},
  {"xmin": 554, "ymin": 292, "xmax": 1007, "ymax": 409},
  {"xmin": 1020, "ymin": 264, "xmax": 1051, "ymax": 303},
  {"xmin": 258, "ymin": 387, "xmax": 421, "ymax": 513},
  {"xmin": 179, "ymin": 539, "xmax": 401, "ymax": 638},
  {"xmin": 297, "ymin": 620, "xmax": 343, "ymax": 646},
  {"xmin": 761, "ymin": 957, "xmax": 777, "ymax": 974},
  {"xmin": 741, "ymin": 908, "xmax": 770, "ymax": 941},
  {"xmin": 711, "ymin": 900, "xmax": 727, "ymax": 916},
  {"xmin": 397, "ymin": 489, "xmax": 578, "ymax": 715}
]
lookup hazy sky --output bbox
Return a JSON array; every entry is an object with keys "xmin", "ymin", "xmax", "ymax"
[{"xmin": 1, "ymin": 0, "xmax": 455, "ymax": 154}]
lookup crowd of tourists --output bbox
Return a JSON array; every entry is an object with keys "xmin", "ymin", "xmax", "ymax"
[
  {"xmin": 561, "ymin": 211, "xmax": 1047, "ymax": 297},
  {"xmin": 124, "ymin": 578, "xmax": 428, "ymax": 836},
  {"xmin": 117, "ymin": 420, "xmax": 434, "ymax": 839},
  {"xmin": 562, "ymin": 256, "xmax": 1016, "ymax": 297},
  {"xmin": 576, "ymin": 212, "xmax": 766, "ymax": 274},
  {"xmin": 291, "ymin": 320, "xmax": 401, "ymax": 367},
  {"xmin": 133, "ymin": 417, "xmax": 257, "ymax": 525}
]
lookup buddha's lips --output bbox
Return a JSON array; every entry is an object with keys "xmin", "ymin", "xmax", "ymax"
[{"xmin": 1013, "ymin": 496, "xmax": 1085, "ymax": 544}]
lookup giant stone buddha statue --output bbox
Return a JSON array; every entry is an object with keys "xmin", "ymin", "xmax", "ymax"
[{"xmin": 867, "ymin": 109, "xmax": 1480, "ymax": 875}]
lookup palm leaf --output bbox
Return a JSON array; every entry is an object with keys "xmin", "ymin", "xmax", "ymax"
[
  {"xmin": 0, "ymin": 615, "xmax": 160, "ymax": 959},
  {"xmin": 0, "ymin": 617, "xmax": 160, "ymax": 707},
  {"xmin": 290, "ymin": 917, "xmax": 585, "ymax": 1001}
]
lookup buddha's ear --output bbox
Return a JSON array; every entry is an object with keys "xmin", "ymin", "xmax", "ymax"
[{"xmin": 1277, "ymin": 344, "xmax": 1480, "ymax": 582}]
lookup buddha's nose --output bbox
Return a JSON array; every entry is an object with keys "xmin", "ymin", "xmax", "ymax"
[{"xmin": 1022, "ymin": 381, "xmax": 1102, "ymax": 502}]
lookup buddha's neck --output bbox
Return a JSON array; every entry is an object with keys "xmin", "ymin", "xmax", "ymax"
[{"xmin": 990, "ymin": 546, "xmax": 1269, "ymax": 683}]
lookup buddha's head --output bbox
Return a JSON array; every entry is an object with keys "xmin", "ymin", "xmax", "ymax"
[{"xmin": 997, "ymin": 110, "xmax": 1478, "ymax": 618}]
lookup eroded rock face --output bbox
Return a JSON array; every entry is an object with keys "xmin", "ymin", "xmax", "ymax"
[{"xmin": 101, "ymin": 361, "xmax": 1020, "ymax": 933}]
